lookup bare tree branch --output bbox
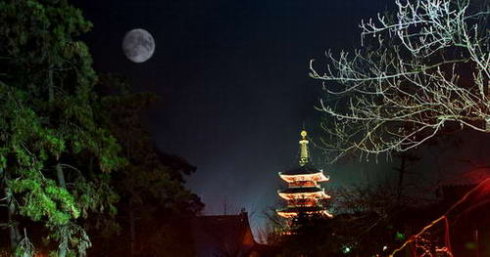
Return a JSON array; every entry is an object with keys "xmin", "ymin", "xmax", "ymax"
[{"xmin": 311, "ymin": 0, "xmax": 490, "ymax": 162}]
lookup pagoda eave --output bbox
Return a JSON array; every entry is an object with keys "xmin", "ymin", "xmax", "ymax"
[
  {"xmin": 277, "ymin": 209, "xmax": 333, "ymax": 219},
  {"xmin": 278, "ymin": 191, "xmax": 331, "ymax": 200},
  {"xmin": 279, "ymin": 172, "xmax": 329, "ymax": 183}
]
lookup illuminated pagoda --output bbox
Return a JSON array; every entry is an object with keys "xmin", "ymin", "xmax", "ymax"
[{"xmin": 276, "ymin": 130, "xmax": 332, "ymax": 219}]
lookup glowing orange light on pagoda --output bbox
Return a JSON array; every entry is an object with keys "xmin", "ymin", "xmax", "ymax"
[{"xmin": 276, "ymin": 130, "xmax": 332, "ymax": 219}]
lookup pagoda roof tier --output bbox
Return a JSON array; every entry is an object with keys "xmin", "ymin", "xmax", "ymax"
[
  {"xmin": 278, "ymin": 187, "xmax": 331, "ymax": 200},
  {"xmin": 276, "ymin": 206, "xmax": 333, "ymax": 218},
  {"xmin": 279, "ymin": 172, "xmax": 329, "ymax": 183},
  {"xmin": 281, "ymin": 165, "xmax": 322, "ymax": 175},
  {"xmin": 280, "ymin": 187, "xmax": 322, "ymax": 194}
]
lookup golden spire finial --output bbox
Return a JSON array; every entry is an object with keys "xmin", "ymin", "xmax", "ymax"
[
  {"xmin": 299, "ymin": 130, "xmax": 309, "ymax": 166},
  {"xmin": 300, "ymin": 130, "xmax": 307, "ymax": 138}
]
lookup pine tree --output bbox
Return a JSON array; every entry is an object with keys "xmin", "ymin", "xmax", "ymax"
[
  {"xmin": 0, "ymin": 1, "xmax": 124, "ymax": 256},
  {"xmin": 88, "ymin": 74, "xmax": 203, "ymax": 257}
]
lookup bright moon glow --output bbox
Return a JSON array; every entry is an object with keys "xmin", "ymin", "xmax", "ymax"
[{"xmin": 122, "ymin": 28, "xmax": 155, "ymax": 63}]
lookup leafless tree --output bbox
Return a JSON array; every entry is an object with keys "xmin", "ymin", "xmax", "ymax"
[{"xmin": 310, "ymin": 0, "xmax": 490, "ymax": 162}]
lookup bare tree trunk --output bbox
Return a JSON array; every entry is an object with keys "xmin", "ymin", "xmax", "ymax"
[
  {"xmin": 48, "ymin": 65, "xmax": 54, "ymax": 104},
  {"xmin": 395, "ymin": 156, "xmax": 407, "ymax": 203},
  {"xmin": 56, "ymin": 162, "xmax": 67, "ymax": 257},
  {"xmin": 56, "ymin": 163, "xmax": 66, "ymax": 188},
  {"xmin": 5, "ymin": 186, "xmax": 20, "ymax": 251},
  {"xmin": 394, "ymin": 153, "xmax": 419, "ymax": 203},
  {"xmin": 2, "ymin": 169, "xmax": 20, "ymax": 251}
]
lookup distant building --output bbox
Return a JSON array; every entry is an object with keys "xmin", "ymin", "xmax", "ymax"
[
  {"xmin": 191, "ymin": 211, "xmax": 275, "ymax": 257},
  {"xmin": 276, "ymin": 130, "xmax": 332, "ymax": 219}
]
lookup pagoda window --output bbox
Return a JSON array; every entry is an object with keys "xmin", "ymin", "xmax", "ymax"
[
  {"xmin": 292, "ymin": 176, "xmax": 306, "ymax": 182},
  {"xmin": 287, "ymin": 198, "xmax": 318, "ymax": 207},
  {"xmin": 288, "ymin": 181, "xmax": 317, "ymax": 188}
]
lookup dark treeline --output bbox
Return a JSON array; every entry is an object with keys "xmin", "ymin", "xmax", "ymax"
[
  {"xmin": 0, "ymin": 1, "xmax": 202, "ymax": 257},
  {"xmin": 268, "ymin": 154, "xmax": 490, "ymax": 257}
]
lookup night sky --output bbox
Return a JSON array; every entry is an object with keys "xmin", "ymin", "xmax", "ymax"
[{"xmin": 72, "ymin": 0, "xmax": 430, "ymax": 231}]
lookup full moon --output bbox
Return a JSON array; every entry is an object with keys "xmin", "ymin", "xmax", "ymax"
[{"xmin": 122, "ymin": 28, "xmax": 155, "ymax": 63}]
